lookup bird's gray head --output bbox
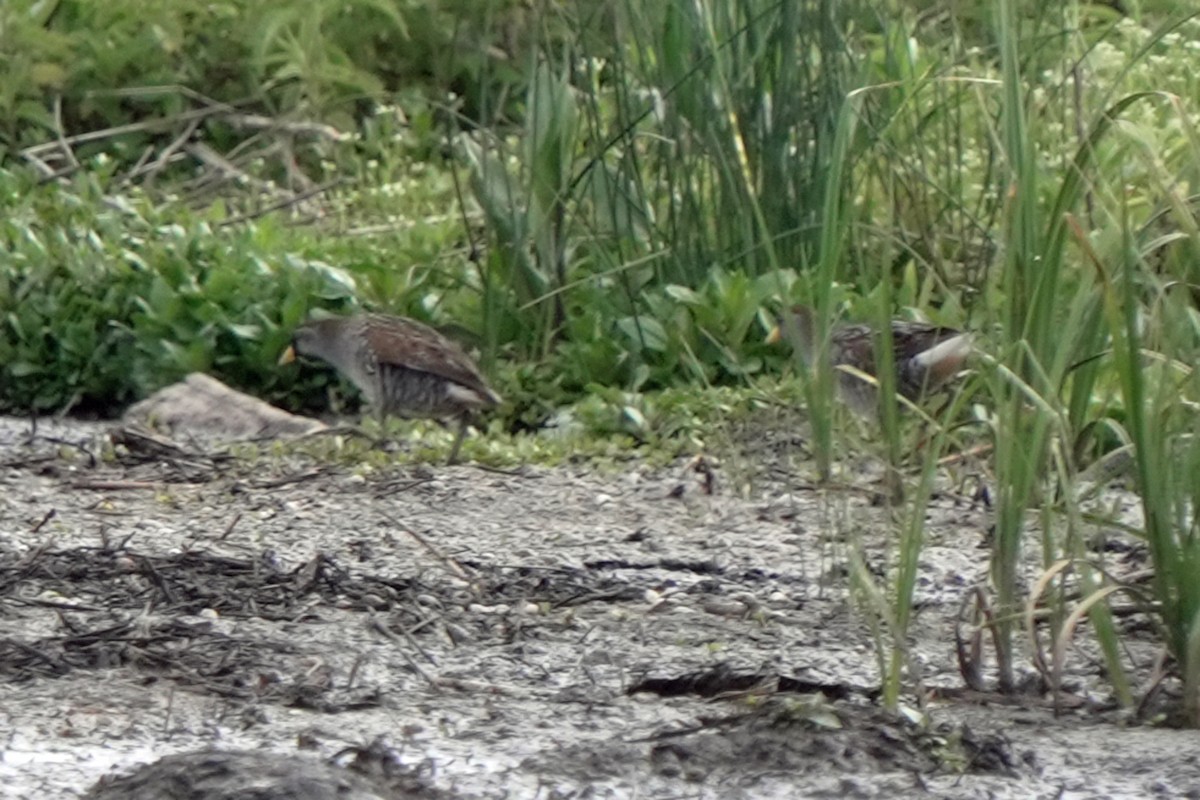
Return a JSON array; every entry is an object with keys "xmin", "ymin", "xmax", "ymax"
[
  {"xmin": 281, "ymin": 317, "xmax": 353, "ymax": 367},
  {"xmin": 766, "ymin": 305, "xmax": 819, "ymax": 363}
]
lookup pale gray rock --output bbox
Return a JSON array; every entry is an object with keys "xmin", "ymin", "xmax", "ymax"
[{"xmin": 123, "ymin": 373, "xmax": 325, "ymax": 440}]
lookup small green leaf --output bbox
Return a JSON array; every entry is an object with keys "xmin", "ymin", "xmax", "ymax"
[
  {"xmin": 225, "ymin": 322, "xmax": 261, "ymax": 340},
  {"xmin": 665, "ymin": 284, "xmax": 703, "ymax": 305},
  {"xmin": 9, "ymin": 362, "xmax": 41, "ymax": 377},
  {"xmin": 616, "ymin": 316, "xmax": 668, "ymax": 352},
  {"xmin": 621, "ymin": 405, "xmax": 647, "ymax": 432}
]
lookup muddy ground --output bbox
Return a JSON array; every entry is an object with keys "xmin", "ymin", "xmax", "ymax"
[{"xmin": 1, "ymin": 412, "xmax": 1197, "ymax": 799}]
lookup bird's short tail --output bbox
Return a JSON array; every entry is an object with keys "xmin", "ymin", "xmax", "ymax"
[
  {"xmin": 912, "ymin": 333, "xmax": 973, "ymax": 386},
  {"xmin": 447, "ymin": 383, "xmax": 503, "ymax": 409}
]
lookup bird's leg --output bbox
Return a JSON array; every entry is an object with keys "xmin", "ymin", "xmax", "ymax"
[
  {"xmin": 446, "ymin": 415, "xmax": 469, "ymax": 465},
  {"xmin": 365, "ymin": 407, "xmax": 397, "ymax": 451},
  {"xmin": 881, "ymin": 464, "xmax": 906, "ymax": 505}
]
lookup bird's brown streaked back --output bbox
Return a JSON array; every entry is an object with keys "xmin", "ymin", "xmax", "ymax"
[{"xmin": 356, "ymin": 314, "xmax": 501, "ymax": 407}]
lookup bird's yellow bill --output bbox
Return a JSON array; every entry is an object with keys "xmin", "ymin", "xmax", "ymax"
[
  {"xmin": 764, "ymin": 325, "xmax": 782, "ymax": 345},
  {"xmin": 278, "ymin": 345, "xmax": 297, "ymax": 365}
]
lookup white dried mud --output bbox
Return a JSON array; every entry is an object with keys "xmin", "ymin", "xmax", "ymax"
[{"xmin": 0, "ymin": 413, "xmax": 1195, "ymax": 800}]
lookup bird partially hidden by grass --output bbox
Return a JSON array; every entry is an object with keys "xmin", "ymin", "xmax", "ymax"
[
  {"xmin": 280, "ymin": 313, "xmax": 502, "ymax": 464},
  {"xmin": 766, "ymin": 304, "xmax": 972, "ymax": 416}
]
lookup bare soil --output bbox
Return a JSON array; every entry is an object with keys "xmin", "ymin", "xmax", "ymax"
[{"xmin": 1, "ymin": 414, "xmax": 1196, "ymax": 799}]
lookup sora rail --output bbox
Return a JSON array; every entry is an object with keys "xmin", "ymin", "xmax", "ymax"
[
  {"xmin": 281, "ymin": 313, "xmax": 501, "ymax": 463},
  {"xmin": 767, "ymin": 305, "xmax": 971, "ymax": 415}
]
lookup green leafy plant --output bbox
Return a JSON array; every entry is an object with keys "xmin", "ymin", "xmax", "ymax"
[{"xmin": 0, "ymin": 171, "xmax": 363, "ymax": 413}]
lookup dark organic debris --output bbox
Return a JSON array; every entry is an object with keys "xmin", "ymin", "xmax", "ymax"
[
  {"xmin": 0, "ymin": 546, "xmax": 414, "ymax": 623},
  {"xmin": 615, "ymin": 669, "xmax": 1023, "ymax": 786},
  {"xmin": 952, "ymin": 724, "xmax": 1020, "ymax": 776},
  {"xmin": 627, "ymin": 663, "xmax": 863, "ymax": 701},
  {"xmin": 584, "ymin": 557, "xmax": 725, "ymax": 575},
  {"xmin": 454, "ymin": 561, "xmax": 666, "ymax": 608},
  {"xmin": 106, "ymin": 424, "xmax": 236, "ymax": 484},
  {"xmin": 84, "ymin": 742, "xmax": 454, "ymax": 800},
  {"xmin": 0, "ymin": 543, "xmax": 698, "ymax": 699},
  {"xmin": 0, "ymin": 546, "xmax": 409, "ymax": 702},
  {"xmin": 534, "ymin": 697, "xmax": 1022, "ymax": 789},
  {"xmin": 522, "ymin": 698, "xmax": 947, "ymax": 789}
]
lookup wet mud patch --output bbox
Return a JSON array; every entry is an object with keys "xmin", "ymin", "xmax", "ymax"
[
  {"xmin": 609, "ymin": 664, "xmax": 1019, "ymax": 791},
  {"xmin": 84, "ymin": 739, "xmax": 453, "ymax": 800},
  {"xmin": 524, "ymin": 694, "xmax": 1021, "ymax": 797},
  {"xmin": 634, "ymin": 702, "xmax": 1020, "ymax": 786}
]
